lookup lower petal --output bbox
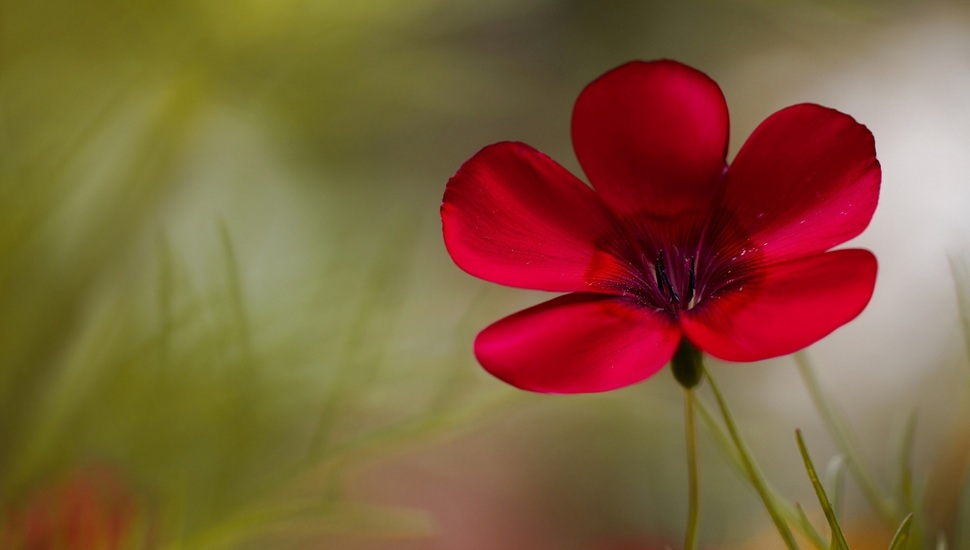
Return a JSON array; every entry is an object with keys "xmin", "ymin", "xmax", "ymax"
[
  {"xmin": 681, "ymin": 249, "xmax": 877, "ymax": 362},
  {"xmin": 475, "ymin": 293, "xmax": 682, "ymax": 393}
]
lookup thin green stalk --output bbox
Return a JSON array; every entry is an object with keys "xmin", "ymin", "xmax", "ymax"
[
  {"xmin": 705, "ymin": 369, "xmax": 800, "ymax": 550},
  {"xmin": 794, "ymin": 351, "xmax": 897, "ymax": 523},
  {"xmin": 891, "ymin": 410, "xmax": 917, "ymax": 518},
  {"xmin": 948, "ymin": 258, "xmax": 970, "ymax": 367},
  {"xmin": 684, "ymin": 388, "xmax": 700, "ymax": 550},
  {"xmin": 697, "ymin": 398, "xmax": 826, "ymax": 549},
  {"xmin": 795, "ymin": 429, "xmax": 849, "ymax": 550},
  {"xmin": 825, "ymin": 455, "xmax": 847, "ymax": 518},
  {"xmin": 672, "ymin": 340, "xmax": 704, "ymax": 549},
  {"xmin": 888, "ymin": 513, "xmax": 914, "ymax": 550}
]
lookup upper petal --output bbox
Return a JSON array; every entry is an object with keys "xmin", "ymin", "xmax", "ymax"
[
  {"xmin": 571, "ymin": 60, "xmax": 730, "ymax": 217},
  {"xmin": 681, "ymin": 249, "xmax": 877, "ymax": 362},
  {"xmin": 442, "ymin": 142, "xmax": 627, "ymax": 293},
  {"xmin": 713, "ymin": 104, "xmax": 880, "ymax": 262},
  {"xmin": 475, "ymin": 293, "xmax": 682, "ymax": 393}
]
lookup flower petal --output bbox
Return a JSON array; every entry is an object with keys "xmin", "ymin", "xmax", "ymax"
[
  {"xmin": 681, "ymin": 249, "xmax": 877, "ymax": 362},
  {"xmin": 442, "ymin": 141, "xmax": 626, "ymax": 292},
  {"xmin": 475, "ymin": 293, "xmax": 682, "ymax": 393},
  {"xmin": 571, "ymin": 60, "xmax": 729, "ymax": 217},
  {"xmin": 716, "ymin": 104, "xmax": 880, "ymax": 261}
]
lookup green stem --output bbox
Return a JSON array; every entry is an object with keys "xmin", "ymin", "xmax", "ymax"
[
  {"xmin": 794, "ymin": 351, "xmax": 897, "ymax": 523},
  {"xmin": 684, "ymin": 388, "xmax": 700, "ymax": 550},
  {"xmin": 887, "ymin": 513, "xmax": 914, "ymax": 550},
  {"xmin": 673, "ymin": 340, "xmax": 703, "ymax": 548},
  {"xmin": 705, "ymin": 369, "xmax": 800, "ymax": 550}
]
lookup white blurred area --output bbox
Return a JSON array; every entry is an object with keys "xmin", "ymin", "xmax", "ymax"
[
  {"xmin": 714, "ymin": 5, "xmax": 970, "ymax": 427},
  {"xmin": 819, "ymin": 9, "xmax": 970, "ymax": 394}
]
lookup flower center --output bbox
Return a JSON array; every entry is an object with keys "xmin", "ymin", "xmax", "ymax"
[{"xmin": 653, "ymin": 250, "xmax": 696, "ymax": 310}]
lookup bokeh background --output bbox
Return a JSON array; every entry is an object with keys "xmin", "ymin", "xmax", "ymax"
[{"xmin": 3, "ymin": 0, "xmax": 970, "ymax": 548}]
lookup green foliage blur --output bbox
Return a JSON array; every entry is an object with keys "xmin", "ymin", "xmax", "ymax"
[{"xmin": 0, "ymin": 0, "xmax": 527, "ymax": 545}]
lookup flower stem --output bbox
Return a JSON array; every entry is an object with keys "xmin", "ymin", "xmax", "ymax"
[
  {"xmin": 673, "ymin": 340, "xmax": 703, "ymax": 549},
  {"xmin": 705, "ymin": 369, "xmax": 800, "ymax": 550},
  {"xmin": 683, "ymin": 387, "xmax": 700, "ymax": 550}
]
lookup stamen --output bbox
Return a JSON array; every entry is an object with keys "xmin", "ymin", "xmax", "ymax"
[
  {"xmin": 654, "ymin": 252, "xmax": 667, "ymax": 298},
  {"xmin": 655, "ymin": 251, "xmax": 680, "ymax": 303},
  {"xmin": 686, "ymin": 256, "xmax": 696, "ymax": 305}
]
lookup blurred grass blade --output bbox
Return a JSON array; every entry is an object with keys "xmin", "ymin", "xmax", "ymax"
[
  {"xmin": 795, "ymin": 429, "xmax": 849, "ymax": 550},
  {"xmin": 795, "ymin": 351, "xmax": 897, "ymax": 523},
  {"xmin": 891, "ymin": 410, "xmax": 917, "ymax": 513},
  {"xmin": 429, "ymin": 286, "xmax": 493, "ymax": 412},
  {"xmin": 948, "ymin": 257, "xmax": 970, "ymax": 366},
  {"xmin": 795, "ymin": 503, "xmax": 827, "ymax": 550},
  {"xmin": 219, "ymin": 220, "xmax": 256, "ymax": 374},
  {"xmin": 887, "ymin": 513, "xmax": 913, "ymax": 550},
  {"xmin": 954, "ymin": 458, "xmax": 970, "ymax": 549},
  {"xmin": 183, "ymin": 501, "xmax": 437, "ymax": 549},
  {"xmin": 156, "ymin": 232, "xmax": 175, "ymax": 368},
  {"xmin": 825, "ymin": 454, "xmax": 847, "ymax": 518},
  {"xmin": 309, "ymin": 212, "xmax": 421, "ymax": 459},
  {"xmin": 695, "ymin": 399, "xmax": 744, "ymax": 473}
]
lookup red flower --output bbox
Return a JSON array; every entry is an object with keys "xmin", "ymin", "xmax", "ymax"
[
  {"xmin": 441, "ymin": 60, "xmax": 880, "ymax": 394},
  {"xmin": 1, "ymin": 465, "xmax": 144, "ymax": 550}
]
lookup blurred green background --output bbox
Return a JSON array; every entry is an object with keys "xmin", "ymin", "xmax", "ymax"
[{"xmin": 3, "ymin": 0, "xmax": 970, "ymax": 548}]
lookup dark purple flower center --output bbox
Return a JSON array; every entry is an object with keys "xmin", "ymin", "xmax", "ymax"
[{"xmin": 590, "ymin": 210, "xmax": 763, "ymax": 317}]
